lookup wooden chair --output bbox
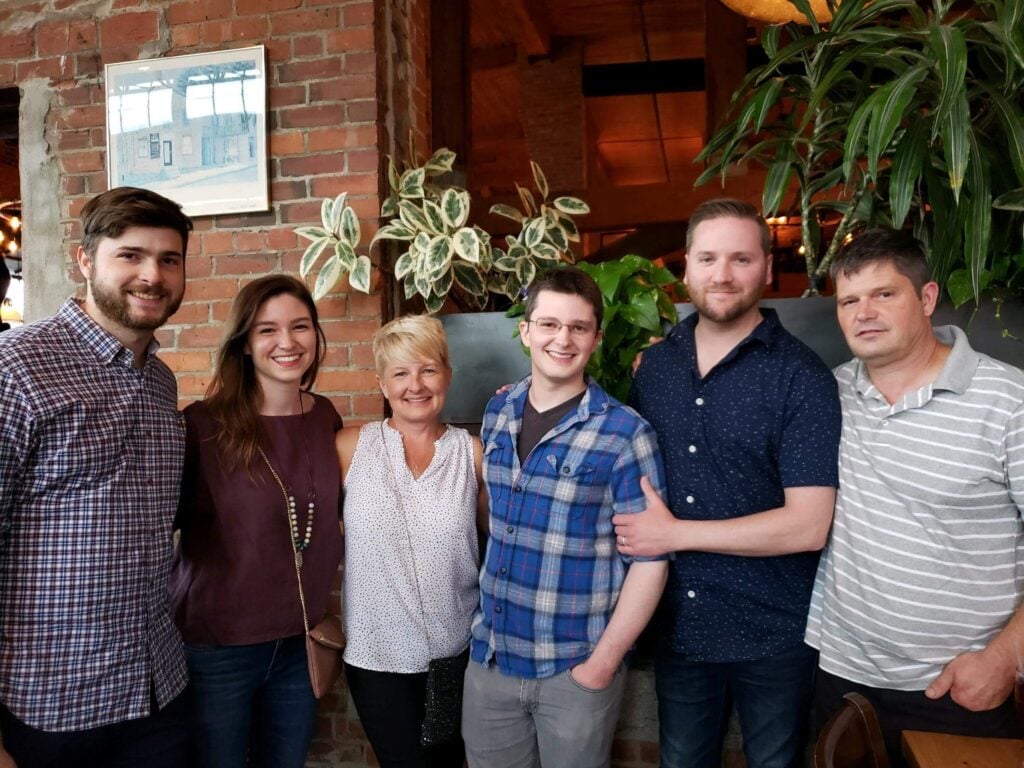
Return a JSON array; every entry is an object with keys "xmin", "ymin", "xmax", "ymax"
[{"xmin": 814, "ymin": 692, "xmax": 891, "ymax": 768}]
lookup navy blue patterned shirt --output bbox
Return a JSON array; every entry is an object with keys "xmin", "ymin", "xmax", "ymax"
[{"xmin": 630, "ymin": 309, "xmax": 840, "ymax": 662}]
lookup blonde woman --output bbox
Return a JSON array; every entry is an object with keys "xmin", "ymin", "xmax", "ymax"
[{"xmin": 337, "ymin": 315, "xmax": 486, "ymax": 768}]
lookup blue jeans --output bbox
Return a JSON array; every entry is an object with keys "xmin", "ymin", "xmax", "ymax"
[
  {"xmin": 184, "ymin": 634, "xmax": 318, "ymax": 768},
  {"xmin": 655, "ymin": 643, "xmax": 817, "ymax": 768}
]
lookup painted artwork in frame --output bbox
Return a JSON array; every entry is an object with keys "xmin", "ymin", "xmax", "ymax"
[{"xmin": 105, "ymin": 45, "xmax": 269, "ymax": 217}]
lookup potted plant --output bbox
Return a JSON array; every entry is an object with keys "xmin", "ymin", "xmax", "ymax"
[{"xmin": 697, "ymin": 0, "xmax": 1024, "ymax": 306}]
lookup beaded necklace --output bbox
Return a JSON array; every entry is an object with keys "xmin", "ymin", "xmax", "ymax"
[{"xmin": 258, "ymin": 392, "xmax": 317, "ymax": 565}]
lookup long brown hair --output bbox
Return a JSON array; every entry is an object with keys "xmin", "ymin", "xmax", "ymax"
[{"xmin": 204, "ymin": 274, "xmax": 327, "ymax": 471}]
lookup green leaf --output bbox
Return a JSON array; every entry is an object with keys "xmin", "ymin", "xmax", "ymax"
[
  {"xmin": 295, "ymin": 226, "xmax": 329, "ymax": 242},
  {"xmin": 515, "ymin": 258, "xmax": 537, "ymax": 289},
  {"xmin": 889, "ymin": 117, "xmax": 927, "ymax": 227},
  {"xmin": 423, "ymin": 200, "xmax": 446, "ymax": 234},
  {"xmin": 986, "ymin": 90, "xmax": 1024, "ymax": 187},
  {"xmin": 553, "ymin": 196, "xmax": 590, "ymax": 215},
  {"xmin": 299, "ymin": 237, "xmax": 331, "ymax": 278},
  {"xmin": 433, "ymin": 266, "xmax": 454, "ymax": 300},
  {"xmin": 381, "ymin": 195, "xmax": 399, "ymax": 218},
  {"xmin": 828, "ymin": 0, "xmax": 867, "ymax": 32},
  {"xmin": 313, "ymin": 255, "xmax": 343, "ymax": 301},
  {"xmin": 453, "ymin": 262, "xmax": 486, "ymax": 296},
  {"xmin": 993, "ymin": 189, "xmax": 1024, "ymax": 211},
  {"xmin": 394, "ymin": 250, "xmax": 416, "ymax": 279},
  {"xmin": 398, "ymin": 200, "xmax": 431, "ymax": 233},
  {"xmin": 320, "ymin": 197, "xmax": 333, "ymax": 231},
  {"xmin": 403, "ymin": 274, "xmax": 418, "ymax": 300},
  {"xmin": 387, "ymin": 155, "xmax": 401, "ymax": 191},
  {"xmin": 493, "ymin": 254, "xmax": 518, "ymax": 272},
  {"xmin": 522, "ymin": 217, "xmax": 546, "ymax": 248},
  {"xmin": 423, "ymin": 292, "xmax": 445, "ymax": 315},
  {"xmin": 532, "ymin": 242, "xmax": 560, "ymax": 263},
  {"xmin": 620, "ymin": 292, "xmax": 660, "ymax": 333},
  {"xmin": 866, "ymin": 65, "xmax": 927, "ymax": 181},
  {"xmin": 489, "ymin": 203, "xmax": 525, "ymax": 224},
  {"xmin": 348, "ymin": 255, "xmax": 372, "ymax": 293},
  {"xmin": 425, "ymin": 235, "xmax": 453, "ymax": 278},
  {"xmin": 789, "ymin": 0, "xmax": 821, "ymax": 31},
  {"xmin": 941, "ymin": 91, "xmax": 971, "ymax": 201},
  {"xmin": 516, "ymin": 183, "xmax": 536, "ymax": 216},
  {"xmin": 400, "ymin": 167, "xmax": 426, "ymax": 198},
  {"xmin": 452, "ymin": 227, "xmax": 482, "ymax": 264},
  {"xmin": 414, "ymin": 231, "xmax": 431, "ymax": 254},
  {"xmin": 946, "ymin": 268, "xmax": 974, "ymax": 307},
  {"xmin": 557, "ymin": 213, "xmax": 580, "ymax": 242},
  {"xmin": 761, "ymin": 24, "xmax": 781, "ymax": 59},
  {"xmin": 762, "ymin": 159, "xmax": 793, "ymax": 216},
  {"xmin": 843, "ymin": 89, "xmax": 883, "ymax": 182},
  {"xmin": 530, "ymin": 160, "xmax": 549, "ymax": 200},
  {"xmin": 370, "ymin": 223, "xmax": 416, "ymax": 245},
  {"xmin": 340, "ymin": 205, "xmax": 360, "ymax": 247},
  {"xmin": 442, "ymin": 188, "xmax": 470, "ymax": 228},
  {"xmin": 929, "ymin": 25, "xmax": 967, "ymax": 128},
  {"xmin": 963, "ymin": 133, "xmax": 992, "ymax": 301},
  {"xmin": 424, "ymin": 148, "xmax": 456, "ymax": 175},
  {"xmin": 333, "ymin": 240, "xmax": 356, "ymax": 272},
  {"xmin": 329, "ymin": 193, "xmax": 347, "ymax": 238}
]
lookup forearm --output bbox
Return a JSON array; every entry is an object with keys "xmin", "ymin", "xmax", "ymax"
[
  {"xmin": 586, "ymin": 560, "xmax": 668, "ymax": 675},
  {"xmin": 673, "ymin": 486, "xmax": 835, "ymax": 557}
]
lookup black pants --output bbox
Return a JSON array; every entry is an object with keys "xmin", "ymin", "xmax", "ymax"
[
  {"xmin": 345, "ymin": 662, "xmax": 464, "ymax": 768},
  {"xmin": 0, "ymin": 691, "xmax": 189, "ymax": 768},
  {"xmin": 812, "ymin": 668, "xmax": 1021, "ymax": 767}
]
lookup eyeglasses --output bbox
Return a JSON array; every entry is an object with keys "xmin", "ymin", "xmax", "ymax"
[{"xmin": 526, "ymin": 318, "xmax": 597, "ymax": 337}]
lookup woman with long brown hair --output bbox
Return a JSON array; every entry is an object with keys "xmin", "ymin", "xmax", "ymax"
[{"xmin": 171, "ymin": 275, "xmax": 343, "ymax": 767}]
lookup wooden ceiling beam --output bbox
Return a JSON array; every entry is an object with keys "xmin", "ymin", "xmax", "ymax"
[{"xmin": 501, "ymin": 0, "xmax": 552, "ymax": 57}]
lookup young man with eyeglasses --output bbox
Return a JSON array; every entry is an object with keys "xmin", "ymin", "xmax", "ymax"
[
  {"xmin": 462, "ymin": 266, "xmax": 669, "ymax": 768},
  {"xmin": 619, "ymin": 198, "xmax": 841, "ymax": 768}
]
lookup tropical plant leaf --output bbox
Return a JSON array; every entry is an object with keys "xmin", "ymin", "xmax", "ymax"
[
  {"xmin": 522, "ymin": 217, "xmax": 546, "ymax": 249},
  {"xmin": 381, "ymin": 195, "xmax": 399, "ymax": 218},
  {"xmin": 452, "ymin": 227, "xmax": 482, "ymax": 264},
  {"xmin": 532, "ymin": 243, "xmax": 560, "ymax": 263},
  {"xmin": 866, "ymin": 65, "xmax": 927, "ymax": 181},
  {"xmin": 453, "ymin": 262, "xmax": 486, "ymax": 296},
  {"xmin": 333, "ymin": 240, "xmax": 356, "ymax": 272},
  {"xmin": 515, "ymin": 257, "xmax": 537, "ymax": 289},
  {"xmin": 403, "ymin": 274, "xmax": 419, "ymax": 300},
  {"xmin": 400, "ymin": 167, "xmax": 426, "ymax": 198},
  {"xmin": 387, "ymin": 155, "xmax": 401, "ymax": 192},
  {"xmin": 394, "ymin": 250, "xmax": 416, "ymax": 279},
  {"xmin": 340, "ymin": 205, "xmax": 360, "ymax": 246},
  {"xmin": 424, "ymin": 148, "xmax": 456, "ymax": 175},
  {"xmin": 423, "ymin": 292, "xmax": 446, "ymax": 315},
  {"xmin": 963, "ymin": 133, "xmax": 992, "ymax": 302},
  {"xmin": 399, "ymin": 200, "xmax": 431, "ymax": 233},
  {"xmin": 557, "ymin": 213, "xmax": 581, "ymax": 242},
  {"xmin": 516, "ymin": 184, "xmax": 536, "ymax": 216},
  {"xmin": 425, "ymin": 235, "xmax": 453, "ymax": 278},
  {"xmin": 329, "ymin": 193, "xmax": 347, "ymax": 238},
  {"xmin": 423, "ymin": 200, "xmax": 446, "ymax": 234},
  {"xmin": 843, "ymin": 89, "xmax": 884, "ymax": 182},
  {"xmin": 493, "ymin": 254, "xmax": 518, "ymax": 272},
  {"xmin": 929, "ymin": 25, "xmax": 968, "ymax": 127},
  {"xmin": 941, "ymin": 90, "xmax": 971, "ymax": 201},
  {"xmin": 553, "ymin": 196, "xmax": 590, "ymax": 215},
  {"xmin": 889, "ymin": 117, "xmax": 927, "ymax": 228},
  {"xmin": 489, "ymin": 203, "xmax": 525, "ymax": 224},
  {"xmin": 299, "ymin": 237, "xmax": 331, "ymax": 278},
  {"xmin": 295, "ymin": 226, "xmax": 329, "ymax": 242},
  {"xmin": 320, "ymin": 197, "xmax": 333, "ymax": 231},
  {"xmin": 986, "ymin": 89, "xmax": 1024, "ymax": 187},
  {"xmin": 530, "ymin": 161, "xmax": 549, "ymax": 201},
  {"xmin": 441, "ymin": 188, "xmax": 470, "ymax": 228},
  {"xmin": 994, "ymin": 189, "xmax": 1024, "ymax": 210},
  {"xmin": 370, "ymin": 223, "xmax": 416, "ymax": 245},
  {"xmin": 313, "ymin": 255, "xmax": 343, "ymax": 301},
  {"xmin": 348, "ymin": 255, "xmax": 372, "ymax": 293},
  {"xmin": 945, "ymin": 268, "xmax": 975, "ymax": 308},
  {"xmin": 762, "ymin": 158, "xmax": 793, "ymax": 216}
]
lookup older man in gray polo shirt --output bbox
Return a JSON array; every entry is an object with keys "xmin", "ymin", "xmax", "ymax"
[{"xmin": 806, "ymin": 228, "xmax": 1024, "ymax": 760}]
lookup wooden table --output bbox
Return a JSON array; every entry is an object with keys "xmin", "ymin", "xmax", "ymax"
[{"xmin": 902, "ymin": 730, "xmax": 1024, "ymax": 768}]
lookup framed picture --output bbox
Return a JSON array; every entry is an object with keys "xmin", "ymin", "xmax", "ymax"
[{"xmin": 105, "ymin": 45, "xmax": 269, "ymax": 218}]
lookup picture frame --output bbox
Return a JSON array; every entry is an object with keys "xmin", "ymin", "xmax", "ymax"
[{"xmin": 105, "ymin": 45, "xmax": 269, "ymax": 218}]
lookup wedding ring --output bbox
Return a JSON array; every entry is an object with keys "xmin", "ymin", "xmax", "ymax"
[{"xmin": 619, "ymin": 535, "xmax": 627, "ymax": 546}]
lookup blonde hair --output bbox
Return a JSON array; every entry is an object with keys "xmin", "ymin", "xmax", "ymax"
[{"xmin": 372, "ymin": 315, "xmax": 451, "ymax": 376}]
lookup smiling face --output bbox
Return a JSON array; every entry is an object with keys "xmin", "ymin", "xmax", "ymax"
[
  {"xmin": 76, "ymin": 226, "xmax": 186, "ymax": 341},
  {"xmin": 835, "ymin": 260, "xmax": 939, "ymax": 368},
  {"xmin": 684, "ymin": 216, "xmax": 771, "ymax": 327},
  {"xmin": 244, "ymin": 293, "xmax": 318, "ymax": 394},
  {"xmin": 520, "ymin": 289, "xmax": 601, "ymax": 393},
  {"xmin": 378, "ymin": 357, "xmax": 451, "ymax": 426}
]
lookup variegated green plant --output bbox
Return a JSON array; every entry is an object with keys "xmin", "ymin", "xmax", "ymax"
[
  {"xmin": 371, "ymin": 147, "xmax": 495, "ymax": 313},
  {"xmin": 697, "ymin": 0, "xmax": 1024, "ymax": 304},
  {"xmin": 488, "ymin": 161, "xmax": 590, "ymax": 301},
  {"xmin": 295, "ymin": 193, "xmax": 373, "ymax": 300}
]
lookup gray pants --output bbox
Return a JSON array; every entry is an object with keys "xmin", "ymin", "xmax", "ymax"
[{"xmin": 461, "ymin": 660, "xmax": 627, "ymax": 768}]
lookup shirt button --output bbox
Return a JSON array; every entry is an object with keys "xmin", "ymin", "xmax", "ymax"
[
  {"xmin": 688, "ymin": 445, "xmax": 697, "ymax": 454},
  {"xmin": 494, "ymin": 605, "xmax": 502, "ymax": 614},
  {"xmin": 881, "ymin": 420, "xmax": 889, "ymax": 427},
  {"xmin": 506, "ymin": 526, "xmax": 514, "ymax": 534},
  {"xmin": 499, "ymin": 567, "xmax": 507, "ymax": 575},
  {"xmin": 695, "ymin": 397, "xmax": 704, "ymax": 406},
  {"xmin": 687, "ymin": 590, "xmax": 696, "ymax": 598},
  {"xmin": 561, "ymin": 466, "xmax": 570, "ymax": 475},
  {"xmin": 514, "ymin": 486, "xmax": 523, "ymax": 493},
  {"xmin": 686, "ymin": 495, "xmax": 694, "ymax": 504}
]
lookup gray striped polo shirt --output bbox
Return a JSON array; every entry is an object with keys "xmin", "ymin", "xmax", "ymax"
[{"xmin": 806, "ymin": 325, "xmax": 1024, "ymax": 690}]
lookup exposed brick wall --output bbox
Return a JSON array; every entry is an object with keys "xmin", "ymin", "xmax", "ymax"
[{"xmin": 0, "ymin": 0, "xmax": 387, "ymax": 426}]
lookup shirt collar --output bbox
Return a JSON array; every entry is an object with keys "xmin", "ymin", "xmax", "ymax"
[
  {"xmin": 851, "ymin": 324, "xmax": 974, "ymax": 398},
  {"xmin": 58, "ymin": 298, "xmax": 161, "ymax": 366},
  {"xmin": 503, "ymin": 375, "xmax": 609, "ymax": 422}
]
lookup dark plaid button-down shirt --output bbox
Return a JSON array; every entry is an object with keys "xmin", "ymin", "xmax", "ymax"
[{"xmin": 0, "ymin": 299, "xmax": 187, "ymax": 731}]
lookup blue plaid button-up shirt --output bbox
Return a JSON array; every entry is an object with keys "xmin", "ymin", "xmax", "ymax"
[
  {"xmin": 0, "ymin": 299, "xmax": 187, "ymax": 731},
  {"xmin": 470, "ymin": 377, "xmax": 666, "ymax": 679}
]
